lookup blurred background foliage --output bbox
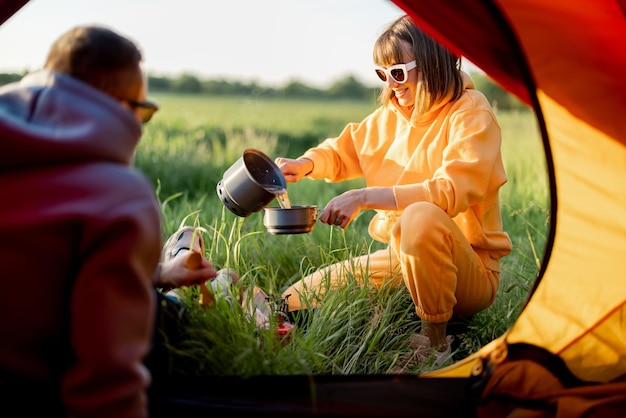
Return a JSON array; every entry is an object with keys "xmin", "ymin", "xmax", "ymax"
[{"xmin": 0, "ymin": 69, "xmax": 525, "ymax": 112}]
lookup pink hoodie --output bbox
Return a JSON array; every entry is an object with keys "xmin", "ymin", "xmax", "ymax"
[{"xmin": 0, "ymin": 70, "xmax": 161, "ymax": 417}]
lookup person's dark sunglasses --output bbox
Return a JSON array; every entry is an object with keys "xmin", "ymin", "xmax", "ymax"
[{"xmin": 126, "ymin": 99, "xmax": 159, "ymax": 124}]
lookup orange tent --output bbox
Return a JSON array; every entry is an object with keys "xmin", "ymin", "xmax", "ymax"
[{"xmin": 2, "ymin": 0, "xmax": 624, "ymax": 416}]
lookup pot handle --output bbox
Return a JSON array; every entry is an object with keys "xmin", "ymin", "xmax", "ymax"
[{"xmin": 315, "ymin": 207, "xmax": 328, "ymax": 222}]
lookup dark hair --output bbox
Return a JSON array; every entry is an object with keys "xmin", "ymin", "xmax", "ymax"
[
  {"xmin": 373, "ymin": 15, "xmax": 463, "ymax": 117},
  {"xmin": 44, "ymin": 25, "xmax": 143, "ymax": 100}
]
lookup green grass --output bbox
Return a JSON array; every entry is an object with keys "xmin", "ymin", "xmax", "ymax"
[{"xmin": 135, "ymin": 94, "xmax": 549, "ymax": 375}]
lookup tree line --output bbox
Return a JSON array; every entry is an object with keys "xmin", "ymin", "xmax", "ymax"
[
  {"xmin": 148, "ymin": 73, "xmax": 379, "ymax": 101},
  {"xmin": 0, "ymin": 71, "xmax": 524, "ymax": 111}
]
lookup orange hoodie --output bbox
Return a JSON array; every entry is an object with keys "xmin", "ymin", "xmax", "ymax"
[{"xmin": 301, "ymin": 72, "xmax": 511, "ymax": 271}]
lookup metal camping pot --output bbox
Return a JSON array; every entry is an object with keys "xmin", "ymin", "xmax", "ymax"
[
  {"xmin": 216, "ymin": 148, "xmax": 287, "ymax": 217},
  {"xmin": 263, "ymin": 205, "xmax": 318, "ymax": 235}
]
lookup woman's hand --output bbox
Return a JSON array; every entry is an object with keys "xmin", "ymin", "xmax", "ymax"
[
  {"xmin": 275, "ymin": 157, "xmax": 313, "ymax": 183},
  {"xmin": 319, "ymin": 189, "xmax": 366, "ymax": 229},
  {"xmin": 319, "ymin": 187, "xmax": 397, "ymax": 229}
]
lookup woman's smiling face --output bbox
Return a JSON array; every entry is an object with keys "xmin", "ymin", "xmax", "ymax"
[{"xmin": 377, "ymin": 40, "xmax": 420, "ymax": 109}]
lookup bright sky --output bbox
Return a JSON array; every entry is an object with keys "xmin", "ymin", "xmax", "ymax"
[{"xmin": 0, "ymin": 0, "xmax": 408, "ymax": 88}]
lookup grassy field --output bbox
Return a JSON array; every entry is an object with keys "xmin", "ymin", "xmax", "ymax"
[{"xmin": 135, "ymin": 93, "xmax": 549, "ymax": 376}]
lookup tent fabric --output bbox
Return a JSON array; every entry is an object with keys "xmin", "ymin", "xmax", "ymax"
[
  {"xmin": 149, "ymin": 374, "xmax": 478, "ymax": 417},
  {"xmin": 472, "ymin": 343, "xmax": 626, "ymax": 417},
  {"xmin": 2, "ymin": 0, "xmax": 626, "ymax": 416},
  {"xmin": 0, "ymin": 0, "xmax": 29, "ymax": 26}
]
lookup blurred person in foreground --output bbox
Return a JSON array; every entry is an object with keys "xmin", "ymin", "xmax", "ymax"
[
  {"xmin": 0, "ymin": 25, "xmax": 218, "ymax": 417},
  {"xmin": 275, "ymin": 15, "xmax": 512, "ymax": 372}
]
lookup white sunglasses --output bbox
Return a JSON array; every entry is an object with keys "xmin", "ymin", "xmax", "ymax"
[{"xmin": 374, "ymin": 60, "xmax": 417, "ymax": 84}]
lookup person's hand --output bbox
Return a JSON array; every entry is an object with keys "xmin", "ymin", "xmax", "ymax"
[
  {"xmin": 274, "ymin": 157, "xmax": 313, "ymax": 183},
  {"xmin": 156, "ymin": 250, "xmax": 218, "ymax": 289},
  {"xmin": 318, "ymin": 189, "xmax": 366, "ymax": 229}
]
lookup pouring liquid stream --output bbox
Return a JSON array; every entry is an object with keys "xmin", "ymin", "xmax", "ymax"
[{"xmin": 264, "ymin": 186, "xmax": 292, "ymax": 209}]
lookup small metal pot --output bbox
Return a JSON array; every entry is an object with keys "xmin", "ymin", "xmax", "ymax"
[
  {"xmin": 216, "ymin": 148, "xmax": 287, "ymax": 217},
  {"xmin": 263, "ymin": 205, "xmax": 318, "ymax": 235}
]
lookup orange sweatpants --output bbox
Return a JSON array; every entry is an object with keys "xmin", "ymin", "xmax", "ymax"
[{"xmin": 282, "ymin": 202, "xmax": 499, "ymax": 323}]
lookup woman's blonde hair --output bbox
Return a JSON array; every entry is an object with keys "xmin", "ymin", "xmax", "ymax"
[{"xmin": 373, "ymin": 15, "xmax": 463, "ymax": 117}]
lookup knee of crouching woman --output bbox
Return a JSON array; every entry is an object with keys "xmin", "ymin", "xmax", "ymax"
[{"xmin": 396, "ymin": 202, "xmax": 450, "ymax": 242}]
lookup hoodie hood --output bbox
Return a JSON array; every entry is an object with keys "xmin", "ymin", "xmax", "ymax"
[{"xmin": 0, "ymin": 70, "xmax": 142, "ymax": 170}]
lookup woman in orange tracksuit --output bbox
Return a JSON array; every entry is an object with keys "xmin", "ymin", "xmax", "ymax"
[{"xmin": 276, "ymin": 15, "xmax": 512, "ymax": 370}]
